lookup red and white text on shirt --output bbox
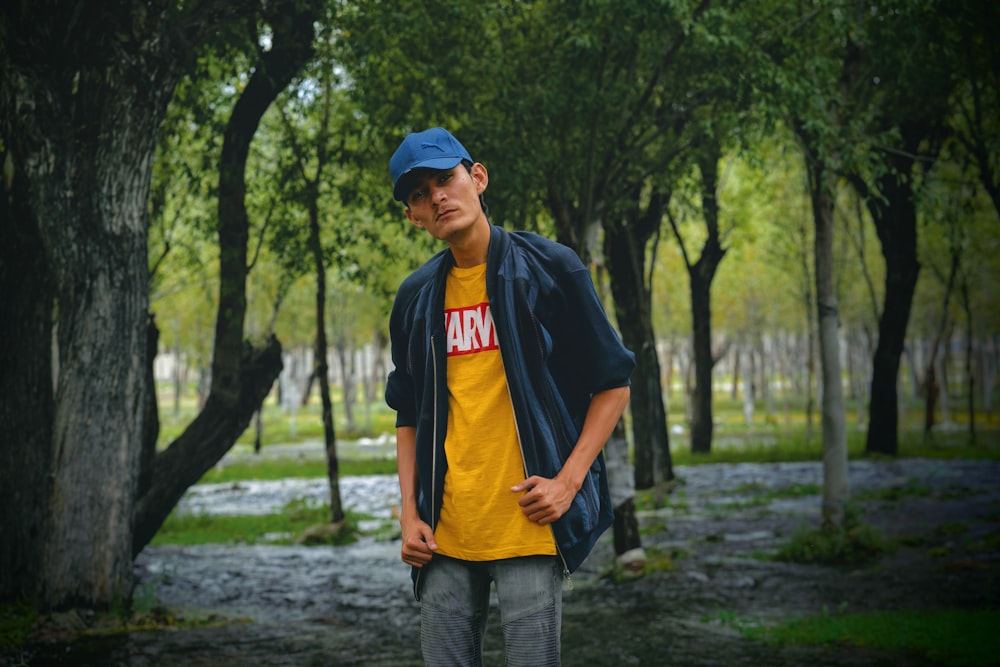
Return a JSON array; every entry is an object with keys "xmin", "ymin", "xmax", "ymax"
[{"xmin": 444, "ymin": 302, "xmax": 498, "ymax": 356}]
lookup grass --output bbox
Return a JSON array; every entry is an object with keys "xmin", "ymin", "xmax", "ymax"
[
  {"xmin": 668, "ymin": 427, "xmax": 1000, "ymax": 467},
  {"xmin": 150, "ymin": 498, "xmax": 373, "ymax": 547},
  {"xmin": 198, "ymin": 456, "xmax": 397, "ymax": 484},
  {"xmin": 773, "ymin": 506, "xmax": 892, "ymax": 566},
  {"xmin": 0, "ymin": 603, "xmax": 36, "ymax": 651},
  {"xmin": 747, "ymin": 608, "xmax": 1000, "ymax": 667}
]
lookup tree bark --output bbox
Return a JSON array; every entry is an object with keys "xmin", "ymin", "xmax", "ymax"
[
  {"xmin": 544, "ymin": 191, "xmax": 642, "ymax": 562},
  {"xmin": 0, "ymin": 151, "xmax": 54, "ymax": 602},
  {"xmin": 606, "ymin": 420, "xmax": 645, "ymax": 571},
  {"xmin": 0, "ymin": 2, "xmax": 186, "ymax": 608},
  {"xmin": 806, "ymin": 156, "xmax": 849, "ymax": 531},
  {"xmin": 604, "ymin": 189, "xmax": 674, "ymax": 491}
]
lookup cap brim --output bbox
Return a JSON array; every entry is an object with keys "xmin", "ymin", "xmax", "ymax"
[{"xmin": 393, "ymin": 156, "xmax": 465, "ymax": 201}]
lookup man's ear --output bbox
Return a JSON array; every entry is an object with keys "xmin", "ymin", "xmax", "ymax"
[
  {"xmin": 405, "ymin": 207, "xmax": 423, "ymax": 228},
  {"xmin": 471, "ymin": 162, "xmax": 488, "ymax": 195}
]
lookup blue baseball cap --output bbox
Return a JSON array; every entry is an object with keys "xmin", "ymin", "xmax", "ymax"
[{"xmin": 390, "ymin": 127, "xmax": 473, "ymax": 202}]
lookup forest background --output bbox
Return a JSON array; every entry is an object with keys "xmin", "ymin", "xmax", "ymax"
[{"xmin": 1, "ymin": 0, "xmax": 998, "ymax": 615}]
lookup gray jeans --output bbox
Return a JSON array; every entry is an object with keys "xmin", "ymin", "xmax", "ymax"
[{"xmin": 417, "ymin": 554, "xmax": 563, "ymax": 667}]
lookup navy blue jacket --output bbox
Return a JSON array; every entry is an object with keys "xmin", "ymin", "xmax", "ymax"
[{"xmin": 385, "ymin": 224, "xmax": 635, "ymax": 582}]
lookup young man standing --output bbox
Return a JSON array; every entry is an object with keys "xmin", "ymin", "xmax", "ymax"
[{"xmin": 384, "ymin": 127, "xmax": 634, "ymax": 666}]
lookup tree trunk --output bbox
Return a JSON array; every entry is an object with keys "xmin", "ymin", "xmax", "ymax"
[
  {"xmin": 133, "ymin": 5, "xmax": 316, "ymax": 555},
  {"xmin": 806, "ymin": 157, "xmax": 849, "ymax": 531},
  {"xmin": 742, "ymin": 346, "xmax": 756, "ymax": 428},
  {"xmin": 336, "ymin": 335, "xmax": 357, "ymax": 433},
  {"xmin": 922, "ymin": 247, "xmax": 960, "ymax": 437},
  {"xmin": 280, "ymin": 68, "xmax": 345, "ymax": 523},
  {"xmin": 133, "ymin": 339, "xmax": 283, "ymax": 549},
  {"xmin": 671, "ymin": 143, "xmax": 727, "ymax": 455},
  {"xmin": 604, "ymin": 191, "xmax": 673, "ymax": 491},
  {"xmin": 0, "ymin": 153, "xmax": 55, "ymax": 602},
  {"xmin": 688, "ymin": 272, "xmax": 715, "ymax": 454},
  {"xmin": 546, "ymin": 193, "xmax": 642, "ymax": 564},
  {"xmin": 960, "ymin": 279, "xmax": 976, "ymax": 443},
  {"xmin": 310, "ymin": 199, "xmax": 345, "ymax": 524},
  {"xmin": 795, "ymin": 216, "xmax": 817, "ymax": 443},
  {"xmin": 606, "ymin": 420, "xmax": 645, "ymax": 572},
  {"xmin": 860, "ymin": 171, "xmax": 921, "ymax": 455},
  {"xmin": 0, "ymin": 2, "xmax": 198, "ymax": 607},
  {"xmin": 731, "ymin": 346, "xmax": 742, "ymax": 401}
]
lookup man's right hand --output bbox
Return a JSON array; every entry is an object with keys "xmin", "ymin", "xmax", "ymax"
[{"xmin": 400, "ymin": 517, "xmax": 437, "ymax": 567}]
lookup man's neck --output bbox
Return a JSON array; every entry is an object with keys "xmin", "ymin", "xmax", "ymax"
[{"xmin": 448, "ymin": 217, "xmax": 490, "ymax": 268}]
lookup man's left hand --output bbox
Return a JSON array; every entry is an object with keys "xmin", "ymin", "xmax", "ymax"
[{"xmin": 511, "ymin": 476, "xmax": 575, "ymax": 525}]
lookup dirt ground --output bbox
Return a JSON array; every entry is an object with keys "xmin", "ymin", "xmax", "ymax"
[{"xmin": 5, "ymin": 457, "xmax": 999, "ymax": 667}]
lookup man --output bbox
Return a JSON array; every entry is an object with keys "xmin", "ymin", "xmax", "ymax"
[{"xmin": 384, "ymin": 127, "xmax": 634, "ymax": 666}]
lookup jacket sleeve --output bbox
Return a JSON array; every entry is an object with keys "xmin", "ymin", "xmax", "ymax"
[
  {"xmin": 560, "ymin": 265, "xmax": 636, "ymax": 393},
  {"xmin": 384, "ymin": 286, "xmax": 418, "ymax": 428}
]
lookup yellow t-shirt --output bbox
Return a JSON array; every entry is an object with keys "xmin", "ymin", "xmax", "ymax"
[{"xmin": 433, "ymin": 263, "xmax": 556, "ymax": 560}]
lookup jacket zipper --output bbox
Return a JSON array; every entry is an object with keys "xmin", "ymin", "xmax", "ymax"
[{"xmin": 497, "ymin": 327, "xmax": 573, "ymax": 589}]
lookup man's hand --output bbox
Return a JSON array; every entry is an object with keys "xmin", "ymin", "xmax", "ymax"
[
  {"xmin": 400, "ymin": 516, "xmax": 437, "ymax": 567},
  {"xmin": 511, "ymin": 475, "xmax": 576, "ymax": 526}
]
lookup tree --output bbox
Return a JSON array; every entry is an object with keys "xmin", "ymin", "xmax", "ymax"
[
  {"xmin": 667, "ymin": 138, "xmax": 730, "ymax": 455},
  {"xmin": 760, "ymin": 2, "xmax": 858, "ymax": 529},
  {"xmin": 0, "ymin": 0, "xmax": 237, "ymax": 609},
  {"xmin": 803, "ymin": 144, "xmax": 850, "ymax": 529},
  {"xmin": 0, "ymin": 0, "xmax": 315, "ymax": 609},
  {"xmin": 274, "ymin": 33, "xmax": 347, "ymax": 525},
  {"xmin": 841, "ymin": 1, "xmax": 956, "ymax": 457},
  {"xmin": 605, "ymin": 186, "xmax": 674, "ymax": 491},
  {"xmin": 134, "ymin": 2, "xmax": 318, "ymax": 555}
]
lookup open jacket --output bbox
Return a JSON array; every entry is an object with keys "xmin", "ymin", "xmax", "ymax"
[{"xmin": 385, "ymin": 224, "xmax": 635, "ymax": 585}]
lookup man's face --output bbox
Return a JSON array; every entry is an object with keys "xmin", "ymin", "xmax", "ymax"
[{"xmin": 403, "ymin": 163, "xmax": 488, "ymax": 243}]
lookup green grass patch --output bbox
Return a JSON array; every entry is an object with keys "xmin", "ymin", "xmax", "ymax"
[
  {"xmin": 150, "ymin": 498, "xmax": 369, "ymax": 547},
  {"xmin": 774, "ymin": 507, "xmax": 891, "ymax": 566},
  {"xmin": 668, "ymin": 436, "xmax": 839, "ymax": 466},
  {"xmin": 748, "ymin": 608, "xmax": 1000, "ymax": 667},
  {"xmin": 668, "ymin": 425, "xmax": 999, "ymax": 467},
  {"xmin": 768, "ymin": 482, "xmax": 821, "ymax": 498},
  {"xmin": 0, "ymin": 602, "xmax": 37, "ymax": 649},
  {"xmin": 198, "ymin": 456, "xmax": 397, "ymax": 484},
  {"xmin": 856, "ymin": 478, "xmax": 934, "ymax": 502}
]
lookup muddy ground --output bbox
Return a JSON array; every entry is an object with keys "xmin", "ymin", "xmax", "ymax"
[{"xmin": 5, "ymin": 457, "xmax": 999, "ymax": 666}]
